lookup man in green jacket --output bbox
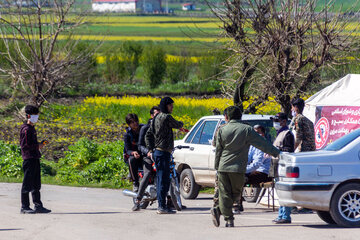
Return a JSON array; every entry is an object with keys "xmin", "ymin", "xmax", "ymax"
[{"xmin": 211, "ymin": 106, "xmax": 280, "ymax": 227}]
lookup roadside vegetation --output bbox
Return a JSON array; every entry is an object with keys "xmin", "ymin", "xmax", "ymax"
[
  {"xmin": 0, "ymin": 96, "xmax": 280, "ymax": 188},
  {"xmin": 1, "ymin": 0, "xmax": 360, "ymax": 189}
]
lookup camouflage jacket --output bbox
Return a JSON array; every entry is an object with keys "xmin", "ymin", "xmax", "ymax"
[
  {"xmin": 145, "ymin": 112, "xmax": 183, "ymax": 153},
  {"xmin": 294, "ymin": 114, "xmax": 316, "ymax": 152}
]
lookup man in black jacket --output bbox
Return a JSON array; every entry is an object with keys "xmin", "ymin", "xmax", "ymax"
[
  {"xmin": 124, "ymin": 113, "xmax": 144, "ymax": 192},
  {"xmin": 145, "ymin": 97, "xmax": 183, "ymax": 214},
  {"xmin": 20, "ymin": 105, "xmax": 51, "ymax": 214},
  {"xmin": 132, "ymin": 106, "xmax": 160, "ymax": 211}
]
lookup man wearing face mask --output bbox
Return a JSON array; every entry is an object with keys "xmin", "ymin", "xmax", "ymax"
[
  {"xmin": 19, "ymin": 105, "xmax": 51, "ymax": 214},
  {"xmin": 271, "ymin": 113, "xmax": 295, "ymax": 153},
  {"xmin": 270, "ymin": 112, "xmax": 295, "ymax": 224},
  {"xmin": 145, "ymin": 97, "xmax": 183, "ymax": 214}
]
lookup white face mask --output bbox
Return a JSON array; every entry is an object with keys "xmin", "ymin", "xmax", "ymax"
[
  {"xmin": 273, "ymin": 122, "xmax": 281, "ymax": 130},
  {"xmin": 29, "ymin": 115, "xmax": 39, "ymax": 123},
  {"xmin": 291, "ymin": 110, "xmax": 297, "ymax": 117}
]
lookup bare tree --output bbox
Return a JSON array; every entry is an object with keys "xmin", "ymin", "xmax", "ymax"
[
  {"xmin": 0, "ymin": 0, "xmax": 98, "ymax": 107},
  {"xmin": 207, "ymin": 0, "xmax": 360, "ymax": 115}
]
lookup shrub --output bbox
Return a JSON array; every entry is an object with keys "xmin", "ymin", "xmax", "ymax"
[
  {"xmin": 0, "ymin": 141, "xmax": 56, "ymax": 178},
  {"xmin": 141, "ymin": 44, "xmax": 167, "ymax": 88},
  {"xmin": 0, "ymin": 100, "xmax": 24, "ymax": 116},
  {"xmin": 0, "ymin": 141, "xmax": 23, "ymax": 178},
  {"xmin": 40, "ymin": 161, "xmax": 57, "ymax": 177},
  {"xmin": 58, "ymin": 138, "xmax": 99, "ymax": 170},
  {"xmin": 104, "ymin": 49, "xmax": 127, "ymax": 84},
  {"xmin": 102, "ymin": 42, "xmax": 143, "ymax": 85},
  {"xmin": 67, "ymin": 41, "xmax": 98, "ymax": 86},
  {"xmin": 120, "ymin": 41, "xmax": 143, "ymax": 83},
  {"xmin": 56, "ymin": 165, "xmax": 83, "ymax": 183},
  {"xmin": 198, "ymin": 49, "xmax": 229, "ymax": 81},
  {"xmin": 167, "ymin": 58, "xmax": 191, "ymax": 84},
  {"xmin": 82, "ymin": 141, "xmax": 128, "ymax": 185},
  {"xmin": 56, "ymin": 139, "xmax": 129, "ymax": 187}
]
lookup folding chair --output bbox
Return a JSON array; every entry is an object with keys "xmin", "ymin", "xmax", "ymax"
[{"xmin": 255, "ymin": 180, "xmax": 275, "ymax": 211}]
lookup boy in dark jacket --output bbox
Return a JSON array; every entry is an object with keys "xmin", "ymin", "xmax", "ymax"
[
  {"xmin": 123, "ymin": 113, "xmax": 144, "ymax": 192},
  {"xmin": 132, "ymin": 106, "xmax": 160, "ymax": 211},
  {"xmin": 20, "ymin": 105, "xmax": 51, "ymax": 214}
]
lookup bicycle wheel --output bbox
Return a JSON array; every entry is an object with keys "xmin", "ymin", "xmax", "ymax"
[{"xmin": 170, "ymin": 177, "xmax": 182, "ymax": 211}]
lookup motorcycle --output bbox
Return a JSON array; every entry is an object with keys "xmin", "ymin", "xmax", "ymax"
[{"xmin": 123, "ymin": 145, "xmax": 189, "ymax": 211}]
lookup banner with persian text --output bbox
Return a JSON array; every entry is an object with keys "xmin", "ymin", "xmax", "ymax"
[{"xmin": 314, "ymin": 106, "xmax": 360, "ymax": 149}]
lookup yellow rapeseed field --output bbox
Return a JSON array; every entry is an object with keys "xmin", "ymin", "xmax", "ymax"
[
  {"xmin": 73, "ymin": 35, "xmax": 222, "ymax": 42},
  {"xmin": 93, "ymin": 22, "xmax": 221, "ymax": 29},
  {"xmin": 84, "ymin": 96, "xmax": 281, "ymax": 115},
  {"xmin": 96, "ymin": 54, "xmax": 201, "ymax": 64},
  {"xmin": 84, "ymin": 95, "xmax": 232, "ymax": 109},
  {"xmin": 80, "ymin": 96, "xmax": 282, "ymax": 128},
  {"xmin": 1, "ymin": 34, "xmax": 222, "ymax": 42},
  {"xmin": 83, "ymin": 16, "xmax": 219, "ymax": 24}
]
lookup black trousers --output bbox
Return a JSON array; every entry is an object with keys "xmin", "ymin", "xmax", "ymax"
[
  {"xmin": 238, "ymin": 171, "xmax": 272, "ymax": 207},
  {"xmin": 128, "ymin": 155, "xmax": 143, "ymax": 185},
  {"xmin": 136, "ymin": 157, "xmax": 153, "ymax": 200},
  {"xmin": 245, "ymin": 171, "xmax": 272, "ymax": 186},
  {"xmin": 21, "ymin": 158, "xmax": 43, "ymax": 208}
]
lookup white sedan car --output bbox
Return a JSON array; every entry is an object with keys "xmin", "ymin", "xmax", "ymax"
[
  {"xmin": 276, "ymin": 128, "xmax": 360, "ymax": 227},
  {"xmin": 173, "ymin": 114, "xmax": 274, "ymax": 199}
]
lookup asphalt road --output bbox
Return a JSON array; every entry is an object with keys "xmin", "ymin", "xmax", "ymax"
[{"xmin": 0, "ymin": 183, "xmax": 358, "ymax": 240}]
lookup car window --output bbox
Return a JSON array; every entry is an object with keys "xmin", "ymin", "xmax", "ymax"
[
  {"xmin": 191, "ymin": 122, "xmax": 205, "ymax": 144},
  {"xmin": 198, "ymin": 121, "xmax": 219, "ymax": 145},
  {"xmin": 185, "ymin": 120, "xmax": 204, "ymax": 143},
  {"xmin": 323, "ymin": 129, "xmax": 360, "ymax": 151},
  {"xmin": 242, "ymin": 120, "xmax": 274, "ymax": 142}
]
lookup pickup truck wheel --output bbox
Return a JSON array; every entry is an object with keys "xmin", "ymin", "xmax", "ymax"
[
  {"xmin": 180, "ymin": 169, "xmax": 200, "ymax": 199},
  {"xmin": 330, "ymin": 183, "xmax": 360, "ymax": 227},
  {"xmin": 316, "ymin": 211, "xmax": 336, "ymax": 224}
]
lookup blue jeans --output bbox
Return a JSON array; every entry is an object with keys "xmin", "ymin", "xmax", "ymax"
[
  {"xmin": 278, "ymin": 206, "xmax": 291, "ymax": 220},
  {"xmin": 154, "ymin": 150, "xmax": 171, "ymax": 209}
]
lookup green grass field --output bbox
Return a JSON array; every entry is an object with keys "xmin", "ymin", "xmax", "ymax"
[
  {"xmin": 71, "ymin": 0, "xmax": 360, "ymax": 48},
  {"xmin": 74, "ymin": 0, "xmax": 360, "ymax": 13}
]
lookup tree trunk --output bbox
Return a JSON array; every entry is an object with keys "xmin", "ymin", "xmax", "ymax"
[
  {"xmin": 233, "ymin": 85, "xmax": 244, "ymax": 112},
  {"xmin": 233, "ymin": 59, "xmax": 256, "ymax": 112},
  {"xmin": 278, "ymin": 95, "xmax": 291, "ymax": 118}
]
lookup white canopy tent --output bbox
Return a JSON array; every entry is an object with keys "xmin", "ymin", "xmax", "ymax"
[
  {"xmin": 303, "ymin": 74, "xmax": 360, "ymax": 149},
  {"xmin": 303, "ymin": 74, "xmax": 360, "ymax": 123}
]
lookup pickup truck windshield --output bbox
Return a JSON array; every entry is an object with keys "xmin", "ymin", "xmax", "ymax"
[{"xmin": 323, "ymin": 129, "xmax": 360, "ymax": 151}]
